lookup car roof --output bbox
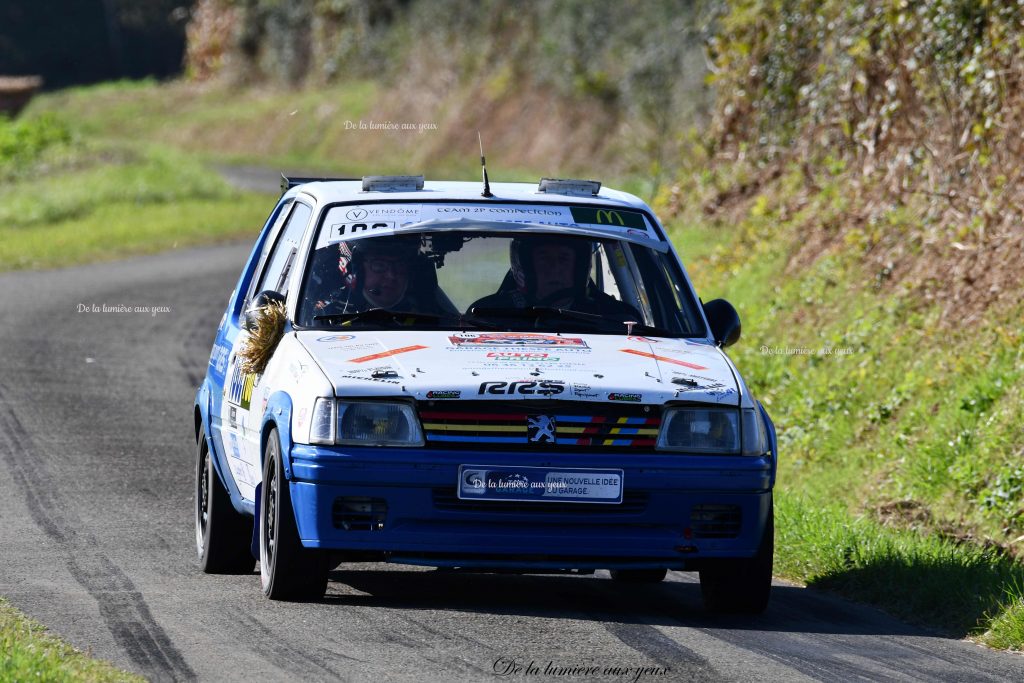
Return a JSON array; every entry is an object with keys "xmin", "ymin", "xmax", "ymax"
[{"xmin": 284, "ymin": 180, "xmax": 654, "ymax": 213}]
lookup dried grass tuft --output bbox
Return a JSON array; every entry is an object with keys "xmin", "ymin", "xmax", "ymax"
[{"xmin": 238, "ymin": 300, "xmax": 287, "ymax": 376}]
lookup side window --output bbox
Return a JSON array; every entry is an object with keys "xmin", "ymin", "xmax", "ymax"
[
  {"xmin": 253, "ymin": 202, "xmax": 313, "ymax": 297},
  {"xmin": 250, "ymin": 199, "xmax": 293, "ymax": 289}
]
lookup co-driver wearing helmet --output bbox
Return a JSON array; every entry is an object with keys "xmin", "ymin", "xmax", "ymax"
[{"xmin": 469, "ymin": 235, "xmax": 639, "ymax": 319}]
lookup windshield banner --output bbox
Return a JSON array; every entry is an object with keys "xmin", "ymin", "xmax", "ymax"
[{"xmin": 316, "ymin": 203, "xmax": 658, "ymax": 249}]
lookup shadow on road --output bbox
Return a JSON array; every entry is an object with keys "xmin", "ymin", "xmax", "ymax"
[{"xmin": 315, "ymin": 567, "xmax": 927, "ymax": 638}]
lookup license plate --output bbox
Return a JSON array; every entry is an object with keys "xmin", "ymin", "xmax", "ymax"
[{"xmin": 458, "ymin": 465, "xmax": 623, "ymax": 504}]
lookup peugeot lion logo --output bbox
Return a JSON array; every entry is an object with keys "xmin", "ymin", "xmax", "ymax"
[{"xmin": 527, "ymin": 415, "xmax": 556, "ymax": 443}]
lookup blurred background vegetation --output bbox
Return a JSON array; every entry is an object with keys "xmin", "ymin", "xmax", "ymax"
[{"xmin": 2, "ymin": 0, "xmax": 1024, "ymax": 653}]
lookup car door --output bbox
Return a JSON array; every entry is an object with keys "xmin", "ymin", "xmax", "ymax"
[{"xmin": 220, "ymin": 200, "xmax": 313, "ymax": 502}]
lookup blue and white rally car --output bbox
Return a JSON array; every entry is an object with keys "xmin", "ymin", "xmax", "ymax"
[{"xmin": 193, "ymin": 175, "xmax": 777, "ymax": 610}]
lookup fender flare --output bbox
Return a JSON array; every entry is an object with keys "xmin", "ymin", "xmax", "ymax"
[{"xmin": 260, "ymin": 391, "xmax": 294, "ymax": 479}]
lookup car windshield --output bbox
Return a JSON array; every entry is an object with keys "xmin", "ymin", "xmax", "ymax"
[{"xmin": 295, "ymin": 227, "xmax": 705, "ymax": 336}]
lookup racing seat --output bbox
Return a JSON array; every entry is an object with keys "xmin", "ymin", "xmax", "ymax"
[{"xmin": 410, "ymin": 257, "xmax": 459, "ymax": 315}]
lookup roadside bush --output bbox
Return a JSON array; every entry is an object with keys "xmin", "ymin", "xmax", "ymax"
[{"xmin": 0, "ymin": 113, "xmax": 73, "ymax": 171}]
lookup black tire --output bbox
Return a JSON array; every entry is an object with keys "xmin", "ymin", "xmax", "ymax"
[
  {"xmin": 259, "ymin": 427, "xmax": 329, "ymax": 601},
  {"xmin": 195, "ymin": 433, "xmax": 255, "ymax": 574},
  {"xmin": 609, "ymin": 568, "xmax": 668, "ymax": 583},
  {"xmin": 699, "ymin": 503, "xmax": 774, "ymax": 614}
]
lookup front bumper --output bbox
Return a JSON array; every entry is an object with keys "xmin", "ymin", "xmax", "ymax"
[{"xmin": 288, "ymin": 444, "xmax": 773, "ymax": 570}]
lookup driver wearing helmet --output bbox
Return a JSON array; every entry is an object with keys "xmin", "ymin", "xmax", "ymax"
[
  {"xmin": 469, "ymin": 235, "xmax": 639, "ymax": 319},
  {"xmin": 309, "ymin": 236, "xmax": 439, "ymax": 315}
]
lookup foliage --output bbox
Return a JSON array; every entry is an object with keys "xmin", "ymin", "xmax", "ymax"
[
  {"xmin": 0, "ymin": 598, "xmax": 143, "ymax": 682},
  {"xmin": 0, "ymin": 113, "xmax": 74, "ymax": 175},
  {"xmin": 689, "ymin": 0, "xmax": 1024, "ymax": 319},
  {"xmin": 183, "ymin": 0, "xmax": 716, "ymax": 182}
]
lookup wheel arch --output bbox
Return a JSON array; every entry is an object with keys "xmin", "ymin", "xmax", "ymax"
[{"xmin": 260, "ymin": 391, "xmax": 295, "ymax": 479}]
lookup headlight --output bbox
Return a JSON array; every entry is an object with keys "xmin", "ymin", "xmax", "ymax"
[
  {"xmin": 657, "ymin": 407, "xmax": 739, "ymax": 453},
  {"xmin": 657, "ymin": 406, "xmax": 769, "ymax": 455},
  {"xmin": 336, "ymin": 401, "xmax": 424, "ymax": 447}
]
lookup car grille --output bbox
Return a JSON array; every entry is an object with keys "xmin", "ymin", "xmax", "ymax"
[
  {"xmin": 690, "ymin": 504, "xmax": 741, "ymax": 538},
  {"xmin": 433, "ymin": 488, "xmax": 649, "ymax": 514},
  {"xmin": 418, "ymin": 401, "xmax": 661, "ymax": 450}
]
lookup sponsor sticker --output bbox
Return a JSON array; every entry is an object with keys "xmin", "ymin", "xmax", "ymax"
[
  {"xmin": 485, "ymin": 351, "xmax": 558, "ymax": 361},
  {"xmin": 347, "ymin": 345, "xmax": 428, "ymax": 363},
  {"xmin": 571, "ymin": 383, "xmax": 598, "ymax": 398},
  {"xmin": 478, "ymin": 380, "xmax": 565, "ymax": 396},
  {"xmin": 607, "ymin": 392, "xmax": 642, "ymax": 402},
  {"xmin": 316, "ymin": 334, "xmax": 356, "ymax": 342},
  {"xmin": 569, "ymin": 206, "xmax": 648, "ymax": 230},
  {"xmin": 426, "ymin": 390, "xmax": 461, "ymax": 399},
  {"xmin": 339, "ymin": 374, "xmax": 401, "ymax": 385},
  {"xmin": 450, "ymin": 333, "xmax": 588, "ymax": 349},
  {"xmin": 619, "ymin": 348, "xmax": 708, "ymax": 371},
  {"xmin": 209, "ymin": 342, "xmax": 230, "ymax": 376},
  {"xmin": 227, "ymin": 365, "xmax": 257, "ymax": 409}
]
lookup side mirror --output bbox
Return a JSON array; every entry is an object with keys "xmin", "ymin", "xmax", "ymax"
[
  {"xmin": 243, "ymin": 290, "xmax": 286, "ymax": 331},
  {"xmin": 703, "ymin": 298, "xmax": 741, "ymax": 348}
]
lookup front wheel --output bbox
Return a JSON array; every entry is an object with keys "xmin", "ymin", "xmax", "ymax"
[
  {"xmin": 194, "ymin": 433, "xmax": 254, "ymax": 574},
  {"xmin": 259, "ymin": 427, "xmax": 328, "ymax": 600},
  {"xmin": 699, "ymin": 502, "xmax": 773, "ymax": 614}
]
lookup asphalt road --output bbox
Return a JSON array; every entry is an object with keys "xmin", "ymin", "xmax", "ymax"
[{"xmin": 1, "ymin": 243, "xmax": 1023, "ymax": 682}]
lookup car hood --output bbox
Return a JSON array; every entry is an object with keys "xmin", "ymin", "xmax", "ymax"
[{"xmin": 295, "ymin": 330, "xmax": 739, "ymax": 405}]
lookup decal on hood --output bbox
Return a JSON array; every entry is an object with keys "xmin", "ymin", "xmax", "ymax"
[
  {"xmin": 619, "ymin": 348, "xmax": 708, "ymax": 371},
  {"xmin": 478, "ymin": 380, "xmax": 566, "ymax": 396},
  {"xmin": 449, "ymin": 333, "xmax": 588, "ymax": 349},
  {"xmin": 348, "ymin": 345, "xmax": 428, "ymax": 363},
  {"xmin": 297, "ymin": 330, "xmax": 739, "ymax": 405},
  {"xmin": 425, "ymin": 390, "xmax": 461, "ymax": 399}
]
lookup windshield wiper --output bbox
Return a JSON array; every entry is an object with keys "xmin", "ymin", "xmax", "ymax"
[
  {"xmin": 469, "ymin": 306, "xmax": 681, "ymax": 335},
  {"xmin": 314, "ymin": 308, "xmax": 502, "ymax": 330},
  {"xmin": 314, "ymin": 308, "xmax": 444, "ymax": 326},
  {"xmin": 469, "ymin": 306, "xmax": 615, "ymax": 330},
  {"xmin": 624, "ymin": 322, "xmax": 683, "ymax": 338}
]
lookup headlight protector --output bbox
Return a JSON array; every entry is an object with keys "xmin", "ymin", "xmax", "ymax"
[
  {"xmin": 336, "ymin": 401, "xmax": 424, "ymax": 447},
  {"xmin": 657, "ymin": 406, "xmax": 768, "ymax": 455}
]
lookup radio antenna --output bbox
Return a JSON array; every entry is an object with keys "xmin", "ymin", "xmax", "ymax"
[{"xmin": 478, "ymin": 131, "xmax": 493, "ymax": 198}]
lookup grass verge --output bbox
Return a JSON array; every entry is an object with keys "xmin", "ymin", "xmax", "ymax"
[
  {"xmin": 664, "ymin": 171, "xmax": 1024, "ymax": 647},
  {"xmin": 0, "ymin": 598, "xmax": 143, "ymax": 682},
  {"xmin": 0, "ymin": 138, "xmax": 273, "ymax": 271}
]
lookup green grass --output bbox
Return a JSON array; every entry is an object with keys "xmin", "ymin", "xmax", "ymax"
[
  {"xmin": 777, "ymin": 493, "xmax": 1024, "ymax": 637},
  {"xmin": 0, "ymin": 598, "xmax": 143, "ymax": 682},
  {"xmin": 664, "ymin": 179, "xmax": 1024, "ymax": 646},
  {"xmin": 7, "ymin": 76, "xmax": 1024, "ymax": 649},
  {"xmin": 0, "ymin": 139, "xmax": 273, "ymax": 271}
]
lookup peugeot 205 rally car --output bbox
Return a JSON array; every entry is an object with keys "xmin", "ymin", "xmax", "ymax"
[{"xmin": 193, "ymin": 174, "xmax": 777, "ymax": 610}]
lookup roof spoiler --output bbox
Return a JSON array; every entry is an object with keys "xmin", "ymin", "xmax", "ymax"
[{"xmin": 280, "ymin": 174, "xmax": 360, "ymax": 194}]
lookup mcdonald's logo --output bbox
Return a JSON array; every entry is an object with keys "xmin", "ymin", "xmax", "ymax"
[
  {"xmin": 569, "ymin": 206, "xmax": 647, "ymax": 230},
  {"xmin": 595, "ymin": 210, "xmax": 625, "ymax": 225}
]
